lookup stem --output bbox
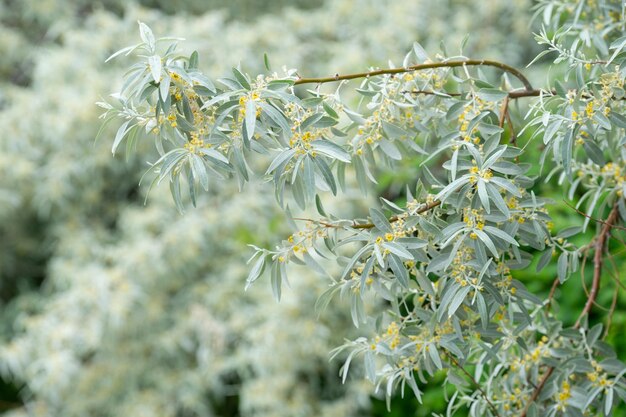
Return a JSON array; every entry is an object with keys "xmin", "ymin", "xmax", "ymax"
[
  {"xmin": 443, "ymin": 351, "xmax": 501, "ymax": 417},
  {"xmin": 575, "ymin": 204, "xmax": 620, "ymax": 327},
  {"xmin": 520, "ymin": 203, "xmax": 620, "ymax": 417},
  {"xmin": 295, "ymin": 59, "xmax": 534, "ymax": 91}
]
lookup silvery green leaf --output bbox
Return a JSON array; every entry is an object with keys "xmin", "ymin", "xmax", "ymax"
[
  {"xmin": 477, "ymin": 179, "xmax": 491, "ymax": 213},
  {"xmin": 322, "ymin": 101, "xmax": 338, "ymax": 119},
  {"xmin": 105, "ymin": 43, "xmax": 142, "ymax": 63},
  {"xmin": 583, "ymin": 140, "xmax": 605, "ymax": 165},
  {"xmin": 378, "ymin": 139, "xmax": 402, "ymax": 160},
  {"xmin": 314, "ymin": 285, "xmax": 339, "ymax": 316},
  {"xmin": 557, "ymin": 251, "xmax": 569, "ymax": 283},
  {"xmin": 259, "ymin": 102, "xmax": 291, "ymax": 137},
  {"xmin": 474, "ymin": 229, "xmax": 498, "ymax": 257},
  {"xmin": 157, "ymin": 149, "xmax": 188, "ymax": 183},
  {"xmin": 428, "ymin": 344, "xmax": 443, "ymax": 370},
  {"xmin": 302, "ymin": 251, "xmax": 328, "ymax": 277},
  {"xmin": 188, "ymin": 50, "xmax": 198, "ymax": 69},
  {"xmin": 557, "ymin": 226, "xmax": 582, "ymax": 239},
  {"xmin": 562, "ymin": 128, "xmax": 574, "ymax": 176},
  {"xmin": 486, "ymin": 183, "xmax": 510, "ymax": 217},
  {"xmin": 340, "ymin": 245, "xmax": 372, "ymax": 280},
  {"xmin": 476, "ymin": 293, "xmax": 489, "ymax": 328},
  {"xmin": 245, "ymin": 254, "xmax": 266, "ymax": 290},
  {"xmin": 383, "ymin": 242, "xmax": 413, "ymax": 260},
  {"xmin": 450, "ymin": 149, "xmax": 459, "ymax": 181},
  {"xmin": 313, "ymin": 157, "xmax": 337, "ymax": 195},
  {"xmin": 198, "ymin": 148, "xmax": 230, "ymax": 165},
  {"xmin": 138, "ymin": 21, "xmax": 155, "ymax": 51},
  {"xmin": 477, "ymin": 88, "xmax": 508, "ymax": 102},
  {"xmin": 610, "ymin": 112, "xmax": 626, "ymax": 128},
  {"xmin": 587, "ymin": 323, "xmax": 603, "ymax": 347},
  {"xmin": 388, "ymin": 253, "xmax": 409, "ymax": 288},
  {"xmin": 413, "ymin": 42, "xmax": 429, "ymax": 62},
  {"xmin": 189, "ymin": 154, "xmax": 209, "ymax": 191},
  {"xmin": 270, "ymin": 261, "xmax": 282, "ymax": 301},
  {"xmin": 314, "ymin": 194, "xmax": 327, "ymax": 217},
  {"xmin": 396, "ymin": 237, "xmax": 427, "ymax": 249},
  {"xmin": 303, "ymin": 156, "xmax": 315, "ymax": 201},
  {"xmin": 369, "ymin": 208, "xmax": 392, "ymax": 233},
  {"xmin": 291, "ymin": 174, "xmax": 306, "ymax": 210},
  {"xmin": 380, "ymin": 197, "xmax": 404, "ymax": 214},
  {"xmin": 364, "ymin": 351, "xmax": 376, "ymax": 382},
  {"xmin": 311, "ymin": 140, "xmax": 351, "ymax": 162},
  {"xmin": 266, "ymin": 149, "xmax": 296, "ymax": 174},
  {"xmin": 482, "ymin": 146, "xmax": 507, "ymax": 170},
  {"xmin": 484, "ymin": 226, "xmax": 519, "ymax": 246},
  {"xmin": 232, "ymin": 67, "xmax": 250, "ymax": 90},
  {"xmin": 605, "ymin": 388, "xmax": 614, "ymax": 416},
  {"xmin": 490, "ymin": 177, "xmax": 522, "ymax": 197},
  {"xmin": 536, "ymin": 249, "xmax": 553, "ymax": 272},
  {"xmin": 543, "ymin": 118, "xmax": 562, "ymax": 145},
  {"xmin": 490, "ymin": 161, "xmax": 525, "ymax": 175},
  {"xmin": 267, "ymin": 79, "xmax": 295, "ymax": 91},
  {"xmin": 148, "ymin": 55, "xmax": 161, "ymax": 83},
  {"xmin": 159, "ymin": 72, "xmax": 171, "ymax": 101},
  {"xmin": 301, "ymin": 113, "xmax": 324, "ymax": 130},
  {"xmin": 448, "ymin": 286, "xmax": 471, "ymax": 318},
  {"xmin": 382, "ymin": 121, "xmax": 410, "ymax": 140},
  {"xmin": 169, "ymin": 173, "xmax": 184, "ymax": 213},
  {"xmin": 112, "ymin": 120, "xmax": 131, "ymax": 155},
  {"xmin": 435, "ymin": 176, "xmax": 469, "ymax": 202},
  {"xmin": 182, "ymin": 95, "xmax": 194, "ymax": 125},
  {"xmin": 350, "ymin": 292, "xmax": 366, "ymax": 327},
  {"xmin": 245, "ymin": 98, "xmax": 257, "ymax": 143}
]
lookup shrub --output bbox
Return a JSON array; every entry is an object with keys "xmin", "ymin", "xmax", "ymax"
[{"xmin": 103, "ymin": 1, "xmax": 626, "ymax": 415}]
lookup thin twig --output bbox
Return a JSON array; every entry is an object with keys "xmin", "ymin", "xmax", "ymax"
[
  {"xmin": 401, "ymin": 89, "xmax": 462, "ymax": 97},
  {"xmin": 295, "ymin": 59, "xmax": 535, "ymax": 91},
  {"xmin": 443, "ymin": 350, "xmax": 501, "ymax": 417},
  {"xmin": 505, "ymin": 110, "xmax": 518, "ymax": 147},
  {"xmin": 498, "ymin": 95, "xmax": 510, "ymax": 129},
  {"xmin": 563, "ymin": 200, "xmax": 626, "ymax": 231},
  {"xmin": 546, "ymin": 276, "xmax": 560, "ymax": 313}
]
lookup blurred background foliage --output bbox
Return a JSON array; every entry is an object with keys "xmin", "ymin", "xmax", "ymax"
[{"xmin": 0, "ymin": 0, "xmax": 623, "ymax": 416}]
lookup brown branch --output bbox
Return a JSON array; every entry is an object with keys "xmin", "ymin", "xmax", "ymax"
[
  {"xmin": 575, "ymin": 204, "xmax": 619, "ymax": 326},
  {"xmin": 293, "ymin": 200, "xmax": 442, "ymax": 230},
  {"xmin": 402, "ymin": 88, "xmax": 545, "ymax": 100},
  {"xmin": 498, "ymin": 95, "xmax": 510, "ymax": 129},
  {"xmin": 563, "ymin": 200, "xmax": 626, "ymax": 232},
  {"xmin": 294, "ymin": 59, "xmax": 534, "ymax": 91},
  {"xmin": 546, "ymin": 276, "xmax": 560, "ymax": 313},
  {"xmin": 401, "ymin": 89, "xmax": 461, "ymax": 97},
  {"xmin": 521, "ymin": 204, "xmax": 620, "ymax": 417},
  {"xmin": 443, "ymin": 350, "xmax": 501, "ymax": 417}
]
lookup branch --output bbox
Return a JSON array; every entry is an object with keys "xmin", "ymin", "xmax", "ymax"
[
  {"xmin": 295, "ymin": 59, "xmax": 534, "ymax": 91},
  {"xmin": 520, "ymin": 203, "xmax": 620, "ymax": 417},
  {"xmin": 402, "ymin": 88, "xmax": 545, "ymax": 99},
  {"xmin": 564, "ymin": 200, "xmax": 626, "ymax": 232},
  {"xmin": 575, "ymin": 204, "xmax": 620, "ymax": 327}
]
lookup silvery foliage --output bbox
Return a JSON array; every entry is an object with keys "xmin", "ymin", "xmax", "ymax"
[
  {"xmin": 101, "ymin": 1, "xmax": 626, "ymax": 417},
  {"xmin": 0, "ymin": 1, "xmax": 543, "ymax": 416}
]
